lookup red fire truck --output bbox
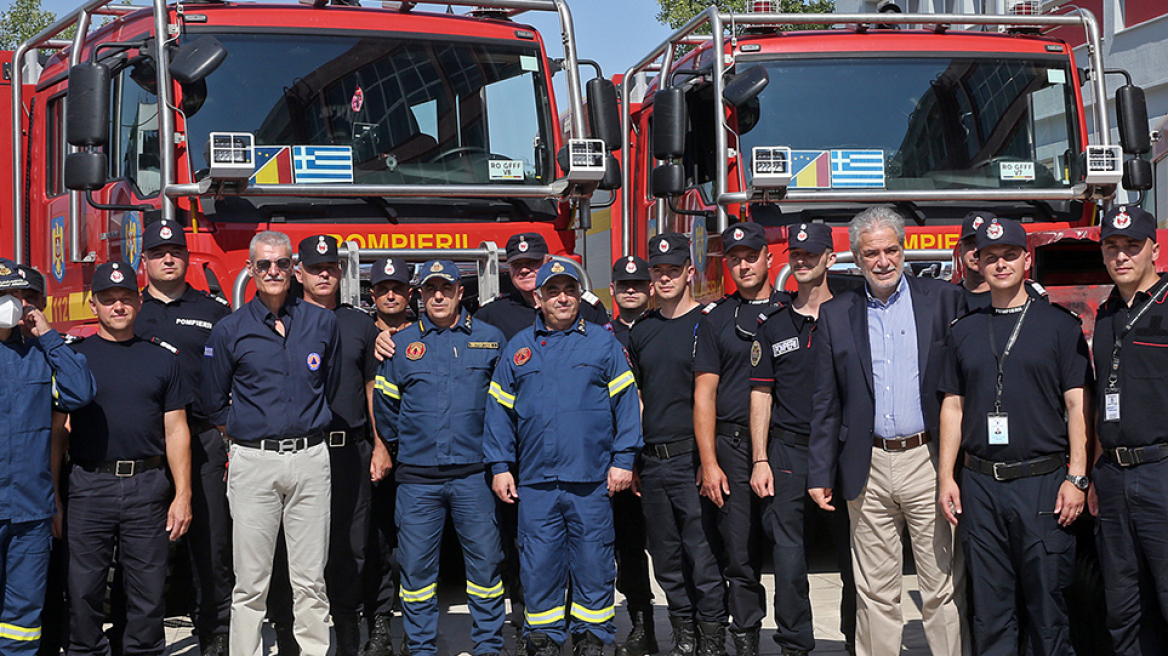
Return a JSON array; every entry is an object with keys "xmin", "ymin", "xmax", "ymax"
[{"xmin": 2, "ymin": 0, "xmax": 614, "ymax": 332}]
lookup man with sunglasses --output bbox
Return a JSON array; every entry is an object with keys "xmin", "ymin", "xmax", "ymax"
[
  {"xmin": 693, "ymin": 222, "xmax": 788, "ymax": 656},
  {"xmin": 204, "ymin": 231, "xmax": 341, "ymax": 656}
]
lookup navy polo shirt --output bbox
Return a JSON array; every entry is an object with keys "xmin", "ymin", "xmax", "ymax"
[
  {"xmin": 750, "ymin": 303, "xmax": 819, "ymax": 436},
  {"xmin": 203, "ymin": 295, "xmax": 341, "ymax": 442},
  {"xmin": 331, "ymin": 306, "xmax": 380, "ymax": 432}
]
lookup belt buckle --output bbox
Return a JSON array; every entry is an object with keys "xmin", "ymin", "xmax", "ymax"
[
  {"xmin": 329, "ymin": 431, "xmax": 346, "ymax": 448},
  {"xmin": 277, "ymin": 438, "xmax": 300, "ymax": 454},
  {"xmin": 115, "ymin": 460, "xmax": 135, "ymax": 477},
  {"xmin": 1114, "ymin": 446, "xmax": 1133, "ymax": 467},
  {"xmin": 992, "ymin": 462, "xmax": 1008, "ymax": 481}
]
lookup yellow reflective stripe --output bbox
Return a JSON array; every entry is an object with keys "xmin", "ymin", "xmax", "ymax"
[
  {"xmin": 570, "ymin": 602, "xmax": 615, "ymax": 623},
  {"xmin": 399, "ymin": 583, "xmax": 436, "ymax": 603},
  {"xmin": 607, "ymin": 371, "xmax": 635, "ymax": 397},
  {"xmin": 489, "ymin": 381, "xmax": 515, "ymax": 409},
  {"xmin": 466, "ymin": 580, "xmax": 505, "ymax": 599},
  {"xmin": 374, "ymin": 376, "xmax": 400, "ymax": 400},
  {"xmin": 0, "ymin": 622, "xmax": 42, "ymax": 641},
  {"xmin": 524, "ymin": 605, "xmax": 566, "ymax": 626}
]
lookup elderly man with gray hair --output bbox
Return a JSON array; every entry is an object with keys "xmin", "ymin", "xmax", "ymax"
[
  {"xmin": 807, "ymin": 207, "xmax": 967, "ymax": 656},
  {"xmin": 203, "ymin": 230, "xmax": 341, "ymax": 656}
]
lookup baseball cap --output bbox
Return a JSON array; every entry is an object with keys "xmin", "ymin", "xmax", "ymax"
[
  {"xmin": 975, "ymin": 218, "xmax": 1027, "ymax": 252},
  {"xmin": 648, "ymin": 233, "xmax": 691, "ymax": 267},
  {"xmin": 418, "ymin": 260, "xmax": 461, "ymax": 286},
  {"xmin": 91, "ymin": 261, "xmax": 138, "ymax": 293},
  {"xmin": 298, "ymin": 235, "xmax": 340, "ymax": 267},
  {"xmin": 0, "ymin": 258, "xmax": 31, "ymax": 293},
  {"xmin": 370, "ymin": 257, "xmax": 411, "ymax": 287},
  {"xmin": 506, "ymin": 233, "xmax": 549, "ymax": 262},
  {"xmin": 722, "ymin": 222, "xmax": 767, "ymax": 254},
  {"xmin": 16, "ymin": 265, "xmax": 45, "ymax": 295},
  {"xmin": 612, "ymin": 255, "xmax": 650, "ymax": 282},
  {"xmin": 142, "ymin": 219, "xmax": 188, "ymax": 251},
  {"xmin": 960, "ymin": 211, "xmax": 996, "ymax": 241},
  {"xmin": 535, "ymin": 260, "xmax": 579, "ymax": 288},
  {"xmin": 1100, "ymin": 205, "xmax": 1157, "ymax": 243},
  {"xmin": 786, "ymin": 222, "xmax": 833, "ymax": 255}
]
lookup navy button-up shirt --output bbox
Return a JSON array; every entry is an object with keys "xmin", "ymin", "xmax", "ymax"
[{"xmin": 203, "ymin": 295, "xmax": 340, "ymax": 442}]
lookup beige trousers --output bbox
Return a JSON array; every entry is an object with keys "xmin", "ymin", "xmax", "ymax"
[
  {"xmin": 227, "ymin": 441, "xmax": 332, "ymax": 656},
  {"xmin": 846, "ymin": 444, "xmax": 966, "ymax": 656}
]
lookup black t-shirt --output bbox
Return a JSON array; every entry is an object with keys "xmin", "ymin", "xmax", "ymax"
[
  {"xmin": 750, "ymin": 303, "xmax": 818, "ymax": 435},
  {"xmin": 332, "ymin": 306, "xmax": 380, "ymax": 432},
  {"xmin": 134, "ymin": 285, "xmax": 230, "ymax": 420},
  {"xmin": 940, "ymin": 301, "xmax": 1092, "ymax": 461},
  {"xmin": 69, "ymin": 336, "xmax": 189, "ymax": 461},
  {"xmin": 629, "ymin": 305, "xmax": 703, "ymax": 443},
  {"xmin": 611, "ymin": 317, "xmax": 635, "ymax": 349},
  {"xmin": 475, "ymin": 290, "xmax": 611, "ymax": 341},
  {"xmin": 693, "ymin": 290, "xmax": 789, "ymax": 426}
]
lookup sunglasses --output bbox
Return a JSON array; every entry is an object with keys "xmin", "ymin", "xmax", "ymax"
[{"xmin": 254, "ymin": 258, "xmax": 293, "ymax": 272}]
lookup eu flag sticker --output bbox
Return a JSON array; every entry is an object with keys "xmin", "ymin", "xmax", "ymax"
[
  {"xmin": 293, "ymin": 146, "xmax": 354, "ymax": 184},
  {"xmin": 830, "ymin": 150, "xmax": 885, "ymax": 188}
]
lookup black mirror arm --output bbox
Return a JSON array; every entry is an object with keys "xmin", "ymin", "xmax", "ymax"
[
  {"xmin": 667, "ymin": 198, "xmax": 714, "ymax": 219},
  {"xmin": 84, "ymin": 190, "xmax": 153, "ymax": 213}
]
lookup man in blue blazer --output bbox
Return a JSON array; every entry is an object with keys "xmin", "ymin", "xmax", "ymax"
[{"xmin": 808, "ymin": 206, "xmax": 966, "ymax": 656}]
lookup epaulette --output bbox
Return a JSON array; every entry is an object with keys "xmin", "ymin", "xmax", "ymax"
[
  {"xmin": 1027, "ymin": 280, "xmax": 1048, "ymax": 298},
  {"xmin": 1051, "ymin": 302, "xmax": 1082, "ymax": 324},
  {"xmin": 950, "ymin": 307, "xmax": 980, "ymax": 328},
  {"xmin": 702, "ymin": 295, "xmax": 731, "ymax": 315},
  {"xmin": 757, "ymin": 302, "xmax": 786, "ymax": 324},
  {"xmin": 200, "ymin": 289, "xmax": 230, "ymax": 306},
  {"xmin": 582, "ymin": 290, "xmax": 603, "ymax": 307},
  {"xmin": 150, "ymin": 337, "xmax": 180, "ymax": 354}
]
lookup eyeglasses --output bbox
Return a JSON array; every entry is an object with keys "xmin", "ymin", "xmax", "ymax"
[{"xmin": 254, "ymin": 258, "xmax": 293, "ymax": 272}]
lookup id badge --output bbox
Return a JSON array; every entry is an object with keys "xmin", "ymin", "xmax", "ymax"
[
  {"xmin": 988, "ymin": 412, "xmax": 1009, "ymax": 445},
  {"xmin": 1104, "ymin": 387, "xmax": 1121, "ymax": 423}
]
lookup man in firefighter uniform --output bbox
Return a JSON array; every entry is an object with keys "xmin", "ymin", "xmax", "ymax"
[
  {"xmin": 373, "ymin": 260, "xmax": 507, "ymax": 656},
  {"xmin": 610, "ymin": 255, "xmax": 651, "ymax": 347},
  {"xmin": 485, "ymin": 261, "xmax": 642, "ymax": 656}
]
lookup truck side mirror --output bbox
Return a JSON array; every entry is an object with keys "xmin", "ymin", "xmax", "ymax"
[
  {"xmin": 586, "ymin": 77, "xmax": 621, "ymax": 152},
  {"xmin": 169, "ymin": 36, "xmax": 227, "ymax": 85},
  {"xmin": 66, "ymin": 62, "xmax": 110, "ymax": 147},
  {"xmin": 652, "ymin": 88, "xmax": 687, "ymax": 160},
  {"xmin": 651, "ymin": 162, "xmax": 685, "ymax": 198},
  {"xmin": 64, "ymin": 151, "xmax": 108, "ymax": 190},
  {"xmin": 1116, "ymin": 84, "xmax": 1150, "ymax": 155},
  {"xmin": 723, "ymin": 65, "xmax": 769, "ymax": 108},
  {"xmin": 1123, "ymin": 158, "xmax": 1153, "ymax": 191},
  {"xmin": 598, "ymin": 154, "xmax": 621, "ymax": 190}
]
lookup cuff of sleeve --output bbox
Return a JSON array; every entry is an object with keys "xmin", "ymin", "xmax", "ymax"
[
  {"xmin": 490, "ymin": 462, "xmax": 512, "ymax": 477},
  {"xmin": 612, "ymin": 451, "xmax": 636, "ymax": 471}
]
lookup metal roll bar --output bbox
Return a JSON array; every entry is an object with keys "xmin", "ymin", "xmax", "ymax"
[{"xmin": 774, "ymin": 248, "xmax": 954, "ymax": 289}]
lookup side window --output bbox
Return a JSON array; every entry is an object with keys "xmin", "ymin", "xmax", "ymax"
[
  {"xmin": 45, "ymin": 95, "xmax": 67, "ymax": 197},
  {"xmin": 108, "ymin": 69, "xmax": 161, "ymax": 196}
]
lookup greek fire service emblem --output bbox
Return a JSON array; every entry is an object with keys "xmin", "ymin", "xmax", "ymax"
[
  {"xmin": 1114, "ymin": 208, "xmax": 1132, "ymax": 229},
  {"xmin": 514, "ymin": 347, "xmax": 532, "ymax": 366},
  {"xmin": 985, "ymin": 222, "xmax": 1003, "ymax": 240},
  {"xmin": 430, "ymin": 261, "xmax": 443, "ymax": 272},
  {"xmin": 550, "ymin": 262, "xmax": 565, "ymax": 274},
  {"xmin": 405, "ymin": 342, "xmax": 426, "ymax": 360}
]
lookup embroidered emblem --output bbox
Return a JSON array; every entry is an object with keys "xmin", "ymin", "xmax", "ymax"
[
  {"xmin": 405, "ymin": 342, "xmax": 426, "ymax": 360},
  {"xmin": 514, "ymin": 347, "xmax": 532, "ymax": 366}
]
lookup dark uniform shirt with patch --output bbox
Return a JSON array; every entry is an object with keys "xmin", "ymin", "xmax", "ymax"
[
  {"xmin": 331, "ymin": 306, "xmax": 380, "ymax": 432},
  {"xmin": 628, "ymin": 306, "xmax": 703, "ymax": 444},
  {"xmin": 962, "ymin": 280, "xmax": 1048, "ymax": 311},
  {"xmin": 940, "ymin": 301, "xmax": 1092, "ymax": 461},
  {"xmin": 134, "ymin": 285, "xmax": 230, "ymax": 420},
  {"xmin": 693, "ymin": 290, "xmax": 789, "ymax": 426},
  {"xmin": 749, "ymin": 303, "xmax": 818, "ymax": 436},
  {"xmin": 475, "ymin": 290, "xmax": 612, "ymax": 341},
  {"xmin": 1094, "ymin": 274, "xmax": 1168, "ymax": 450},
  {"xmin": 611, "ymin": 318, "xmax": 637, "ymax": 349},
  {"xmin": 69, "ymin": 336, "xmax": 189, "ymax": 461}
]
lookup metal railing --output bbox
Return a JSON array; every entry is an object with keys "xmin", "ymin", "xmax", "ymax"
[{"xmin": 774, "ymin": 248, "xmax": 954, "ymax": 289}]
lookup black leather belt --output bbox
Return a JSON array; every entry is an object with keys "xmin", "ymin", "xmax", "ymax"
[
  {"xmin": 233, "ymin": 433, "xmax": 325, "ymax": 454},
  {"xmin": 74, "ymin": 456, "xmax": 164, "ymax": 477},
  {"xmin": 1104, "ymin": 443, "xmax": 1168, "ymax": 467},
  {"xmin": 644, "ymin": 437, "xmax": 697, "ymax": 459},
  {"xmin": 873, "ymin": 431, "xmax": 930, "ymax": 451},
  {"xmin": 715, "ymin": 421, "xmax": 749, "ymax": 439},
  {"xmin": 963, "ymin": 452, "xmax": 1065, "ymax": 482},
  {"xmin": 771, "ymin": 428, "xmax": 810, "ymax": 446}
]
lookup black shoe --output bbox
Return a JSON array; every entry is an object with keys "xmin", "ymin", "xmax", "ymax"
[
  {"xmin": 572, "ymin": 632, "xmax": 605, "ymax": 656},
  {"xmin": 666, "ymin": 617, "xmax": 696, "ymax": 656},
  {"xmin": 694, "ymin": 621, "xmax": 726, "ymax": 656},
  {"xmin": 364, "ymin": 614, "xmax": 395, "ymax": 656},
  {"xmin": 780, "ymin": 649, "xmax": 810, "ymax": 656},
  {"xmin": 728, "ymin": 628, "xmax": 758, "ymax": 656},
  {"xmin": 334, "ymin": 616, "xmax": 362, "ymax": 656},
  {"xmin": 526, "ymin": 632, "xmax": 561, "ymax": 656},
  {"xmin": 617, "ymin": 607, "xmax": 658, "ymax": 656},
  {"xmin": 275, "ymin": 624, "xmax": 301, "ymax": 656},
  {"xmin": 201, "ymin": 633, "xmax": 228, "ymax": 656}
]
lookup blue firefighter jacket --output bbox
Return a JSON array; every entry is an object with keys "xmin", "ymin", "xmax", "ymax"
[{"xmin": 484, "ymin": 313, "xmax": 642, "ymax": 485}]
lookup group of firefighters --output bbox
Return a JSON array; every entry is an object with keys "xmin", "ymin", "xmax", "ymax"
[{"xmin": 2, "ymin": 202, "xmax": 1168, "ymax": 656}]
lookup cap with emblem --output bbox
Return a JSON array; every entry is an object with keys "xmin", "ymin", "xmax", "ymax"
[
  {"xmin": 371, "ymin": 257, "xmax": 411, "ymax": 287},
  {"xmin": 298, "ymin": 235, "xmax": 340, "ymax": 267},
  {"xmin": 419, "ymin": 260, "xmax": 461, "ymax": 285},
  {"xmin": 612, "ymin": 255, "xmax": 649, "ymax": 282},
  {"xmin": 961, "ymin": 211, "xmax": 996, "ymax": 241},
  {"xmin": 1101, "ymin": 204, "xmax": 1157, "ymax": 243},
  {"xmin": 975, "ymin": 218, "xmax": 1027, "ymax": 252},
  {"xmin": 786, "ymin": 222, "xmax": 833, "ymax": 255},
  {"xmin": 535, "ymin": 260, "xmax": 579, "ymax": 288},
  {"xmin": 16, "ymin": 264, "xmax": 45, "ymax": 294},
  {"xmin": 91, "ymin": 261, "xmax": 138, "ymax": 293},
  {"xmin": 142, "ymin": 219, "xmax": 188, "ymax": 251},
  {"xmin": 506, "ymin": 232, "xmax": 549, "ymax": 263},
  {"xmin": 722, "ymin": 222, "xmax": 767, "ymax": 254},
  {"xmin": 0, "ymin": 258, "xmax": 31, "ymax": 292},
  {"xmin": 648, "ymin": 233, "xmax": 691, "ymax": 267}
]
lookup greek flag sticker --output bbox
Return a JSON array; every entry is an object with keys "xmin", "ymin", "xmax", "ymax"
[{"xmin": 293, "ymin": 146, "xmax": 354, "ymax": 184}]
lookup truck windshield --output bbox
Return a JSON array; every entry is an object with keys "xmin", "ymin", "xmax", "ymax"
[
  {"xmin": 184, "ymin": 32, "xmax": 555, "ymax": 188},
  {"xmin": 737, "ymin": 55, "xmax": 1082, "ymax": 193}
]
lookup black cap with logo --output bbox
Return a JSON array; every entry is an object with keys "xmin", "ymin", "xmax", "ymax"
[
  {"xmin": 612, "ymin": 255, "xmax": 650, "ymax": 282},
  {"xmin": 975, "ymin": 218, "xmax": 1027, "ymax": 252},
  {"xmin": 298, "ymin": 235, "xmax": 340, "ymax": 267},
  {"xmin": 16, "ymin": 264, "xmax": 45, "ymax": 294},
  {"xmin": 722, "ymin": 222, "xmax": 768, "ymax": 253},
  {"xmin": 786, "ymin": 222, "xmax": 833, "ymax": 255},
  {"xmin": 0, "ymin": 258, "xmax": 31, "ymax": 292},
  {"xmin": 648, "ymin": 233, "xmax": 691, "ymax": 267},
  {"xmin": 506, "ymin": 233, "xmax": 549, "ymax": 262},
  {"xmin": 1100, "ymin": 205, "xmax": 1157, "ymax": 243},
  {"xmin": 91, "ymin": 261, "xmax": 138, "ymax": 293},
  {"xmin": 371, "ymin": 257, "xmax": 411, "ymax": 287},
  {"xmin": 961, "ymin": 211, "xmax": 997, "ymax": 240},
  {"xmin": 142, "ymin": 219, "xmax": 188, "ymax": 251}
]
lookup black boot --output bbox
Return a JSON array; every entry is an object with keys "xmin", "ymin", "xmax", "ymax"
[
  {"xmin": 694, "ymin": 621, "xmax": 727, "ymax": 656},
  {"xmin": 666, "ymin": 616, "xmax": 697, "ymax": 656},
  {"xmin": 573, "ymin": 632, "xmax": 605, "ymax": 656},
  {"xmin": 334, "ymin": 616, "xmax": 361, "ymax": 656},
  {"xmin": 618, "ymin": 606, "xmax": 659, "ymax": 656},
  {"xmin": 275, "ymin": 624, "xmax": 300, "ymax": 656},
  {"xmin": 363, "ymin": 614, "xmax": 394, "ymax": 656},
  {"xmin": 527, "ymin": 632, "xmax": 561, "ymax": 656},
  {"xmin": 728, "ymin": 627, "xmax": 758, "ymax": 656}
]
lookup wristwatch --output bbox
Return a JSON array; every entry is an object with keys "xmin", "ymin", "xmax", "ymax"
[{"xmin": 1066, "ymin": 474, "xmax": 1090, "ymax": 491}]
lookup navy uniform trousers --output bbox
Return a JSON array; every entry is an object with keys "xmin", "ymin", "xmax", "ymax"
[
  {"xmin": 714, "ymin": 425, "xmax": 766, "ymax": 631},
  {"xmin": 761, "ymin": 437, "xmax": 815, "ymax": 652},
  {"xmin": 0, "ymin": 519, "xmax": 51, "ymax": 651},
  {"xmin": 186, "ymin": 422, "xmax": 232, "ymax": 638}
]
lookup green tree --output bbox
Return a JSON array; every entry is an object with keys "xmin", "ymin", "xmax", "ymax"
[
  {"xmin": 655, "ymin": 0, "xmax": 835, "ymax": 31},
  {"xmin": 0, "ymin": 0, "xmax": 57, "ymax": 50}
]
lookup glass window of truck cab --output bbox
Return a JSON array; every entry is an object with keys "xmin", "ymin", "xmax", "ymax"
[{"xmin": 181, "ymin": 31, "xmax": 555, "ymax": 187}]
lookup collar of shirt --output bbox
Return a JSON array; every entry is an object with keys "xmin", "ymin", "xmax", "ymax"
[
  {"xmin": 865, "ymin": 273, "xmax": 909, "ymax": 309},
  {"xmin": 419, "ymin": 309, "xmax": 473, "ymax": 335},
  {"xmin": 141, "ymin": 283, "xmax": 200, "ymax": 306},
  {"xmin": 1105, "ymin": 272, "xmax": 1168, "ymax": 311},
  {"xmin": 248, "ymin": 294, "xmax": 297, "ymax": 331},
  {"xmin": 535, "ymin": 312, "xmax": 587, "ymax": 335}
]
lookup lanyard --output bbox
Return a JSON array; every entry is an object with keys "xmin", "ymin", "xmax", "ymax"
[
  {"xmin": 987, "ymin": 299, "xmax": 1032, "ymax": 413},
  {"xmin": 1107, "ymin": 276, "xmax": 1168, "ymax": 388}
]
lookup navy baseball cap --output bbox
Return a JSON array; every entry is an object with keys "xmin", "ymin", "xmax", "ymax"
[
  {"xmin": 16, "ymin": 264, "xmax": 45, "ymax": 294},
  {"xmin": 91, "ymin": 261, "xmax": 138, "ymax": 293},
  {"xmin": 1101, "ymin": 205, "xmax": 1157, "ymax": 243},
  {"xmin": 722, "ymin": 222, "xmax": 767, "ymax": 253},
  {"xmin": 506, "ymin": 233, "xmax": 549, "ymax": 262},
  {"xmin": 612, "ymin": 255, "xmax": 650, "ymax": 282},
  {"xmin": 418, "ymin": 260, "xmax": 461, "ymax": 285},
  {"xmin": 648, "ymin": 233, "xmax": 691, "ymax": 267},
  {"xmin": 0, "ymin": 258, "xmax": 31, "ymax": 293},
  {"xmin": 961, "ymin": 211, "xmax": 996, "ymax": 240},
  {"xmin": 786, "ymin": 222, "xmax": 833, "ymax": 255},
  {"xmin": 142, "ymin": 219, "xmax": 187, "ymax": 251},
  {"xmin": 370, "ymin": 257, "xmax": 411, "ymax": 287},
  {"xmin": 975, "ymin": 218, "xmax": 1027, "ymax": 252},
  {"xmin": 298, "ymin": 235, "xmax": 340, "ymax": 267},
  {"xmin": 535, "ymin": 260, "xmax": 579, "ymax": 288}
]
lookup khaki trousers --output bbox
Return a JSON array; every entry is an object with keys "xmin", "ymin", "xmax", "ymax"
[
  {"xmin": 847, "ymin": 444, "xmax": 965, "ymax": 656},
  {"xmin": 227, "ymin": 441, "xmax": 332, "ymax": 656}
]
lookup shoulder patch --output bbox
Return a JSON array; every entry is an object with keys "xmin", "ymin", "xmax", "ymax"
[
  {"xmin": 1027, "ymin": 280, "xmax": 1048, "ymax": 298},
  {"xmin": 702, "ymin": 296, "xmax": 730, "ymax": 315},
  {"xmin": 150, "ymin": 337, "xmax": 179, "ymax": 354},
  {"xmin": 201, "ymin": 289, "xmax": 230, "ymax": 306},
  {"xmin": 1051, "ymin": 302, "xmax": 1082, "ymax": 324},
  {"xmin": 582, "ymin": 290, "xmax": 601, "ymax": 306}
]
